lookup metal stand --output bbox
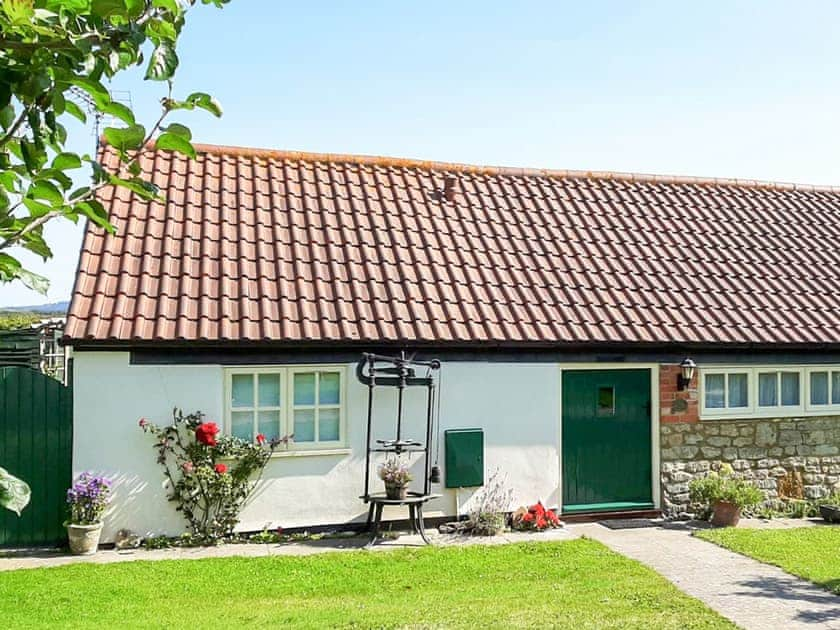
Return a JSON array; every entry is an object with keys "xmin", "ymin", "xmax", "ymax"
[{"xmin": 356, "ymin": 352, "xmax": 441, "ymax": 545}]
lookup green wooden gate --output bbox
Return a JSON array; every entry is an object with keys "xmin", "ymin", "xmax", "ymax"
[
  {"xmin": 0, "ymin": 367, "xmax": 72, "ymax": 547},
  {"xmin": 562, "ymin": 369, "xmax": 652, "ymax": 514}
]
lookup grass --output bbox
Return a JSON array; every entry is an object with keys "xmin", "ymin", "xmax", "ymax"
[
  {"xmin": 696, "ymin": 527, "xmax": 840, "ymax": 594},
  {"xmin": 0, "ymin": 539, "xmax": 732, "ymax": 629}
]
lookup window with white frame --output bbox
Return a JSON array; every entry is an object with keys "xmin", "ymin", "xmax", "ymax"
[
  {"xmin": 225, "ymin": 367, "xmax": 345, "ymax": 450},
  {"xmin": 700, "ymin": 366, "xmax": 840, "ymax": 419}
]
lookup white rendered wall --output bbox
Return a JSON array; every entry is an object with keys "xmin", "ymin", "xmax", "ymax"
[{"xmin": 73, "ymin": 352, "xmax": 561, "ymax": 542}]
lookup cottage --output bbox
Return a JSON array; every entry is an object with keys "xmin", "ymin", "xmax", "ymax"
[{"xmin": 65, "ymin": 142, "xmax": 840, "ymax": 541}]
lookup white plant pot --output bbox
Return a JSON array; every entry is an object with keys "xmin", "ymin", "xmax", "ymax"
[{"xmin": 67, "ymin": 522, "xmax": 104, "ymax": 555}]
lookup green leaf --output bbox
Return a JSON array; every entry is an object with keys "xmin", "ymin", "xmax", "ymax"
[
  {"xmin": 15, "ymin": 268, "xmax": 50, "ymax": 294},
  {"xmin": 29, "ymin": 180, "xmax": 64, "ymax": 204},
  {"xmin": 0, "ymin": 467, "xmax": 31, "ymax": 515},
  {"xmin": 186, "ymin": 92, "xmax": 223, "ymax": 117},
  {"xmin": 23, "ymin": 197, "xmax": 56, "ymax": 217},
  {"xmin": 76, "ymin": 199, "xmax": 114, "ymax": 231},
  {"xmin": 91, "ymin": 0, "xmax": 127, "ymax": 19},
  {"xmin": 156, "ymin": 131, "xmax": 195, "ymax": 158},
  {"xmin": 145, "ymin": 42, "xmax": 179, "ymax": 80},
  {"xmin": 52, "ymin": 152, "xmax": 83, "ymax": 170},
  {"xmin": 164, "ymin": 123, "xmax": 191, "ymax": 140},
  {"xmin": 101, "ymin": 100, "xmax": 135, "ymax": 126},
  {"xmin": 0, "ymin": 105, "xmax": 15, "ymax": 130},
  {"xmin": 69, "ymin": 76, "xmax": 110, "ymax": 109},
  {"xmin": 103, "ymin": 124, "xmax": 146, "ymax": 151},
  {"xmin": 152, "ymin": 0, "xmax": 181, "ymax": 14},
  {"xmin": 64, "ymin": 101, "xmax": 87, "ymax": 123}
]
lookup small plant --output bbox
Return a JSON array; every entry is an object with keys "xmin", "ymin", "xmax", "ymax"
[
  {"xmin": 689, "ymin": 464, "xmax": 763, "ymax": 514},
  {"xmin": 378, "ymin": 457, "xmax": 413, "ymax": 486},
  {"xmin": 511, "ymin": 502, "xmax": 562, "ymax": 531},
  {"xmin": 140, "ymin": 408, "xmax": 289, "ymax": 543},
  {"xmin": 66, "ymin": 472, "xmax": 112, "ymax": 525},
  {"xmin": 378, "ymin": 456, "xmax": 413, "ymax": 499},
  {"xmin": 468, "ymin": 469, "xmax": 513, "ymax": 536},
  {"xmin": 0, "ymin": 467, "xmax": 30, "ymax": 516}
]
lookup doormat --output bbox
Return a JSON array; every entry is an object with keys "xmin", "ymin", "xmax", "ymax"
[{"xmin": 598, "ymin": 519, "xmax": 658, "ymax": 530}]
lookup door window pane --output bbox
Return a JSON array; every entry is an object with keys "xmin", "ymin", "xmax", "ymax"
[
  {"xmin": 231, "ymin": 411, "xmax": 253, "ymax": 441},
  {"xmin": 833, "ymin": 372, "xmax": 840, "ymax": 405},
  {"xmin": 811, "ymin": 372, "xmax": 829, "ymax": 405},
  {"xmin": 294, "ymin": 409, "xmax": 315, "ymax": 442},
  {"xmin": 231, "ymin": 374, "xmax": 253, "ymax": 408},
  {"xmin": 781, "ymin": 372, "xmax": 800, "ymax": 406},
  {"xmin": 758, "ymin": 373, "xmax": 778, "ymax": 407},
  {"xmin": 729, "ymin": 373, "xmax": 749, "ymax": 408},
  {"xmin": 258, "ymin": 374, "xmax": 281, "ymax": 407},
  {"xmin": 257, "ymin": 410, "xmax": 281, "ymax": 439},
  {"xmin": 319, "ymin": 372, "xmax": 341, "ymax": 405},
  {"xmin": 319, "ymin": 408, "xmax": 340, "ymax": 441},
  {"xmin": 294, "ymin": 373, "xmax": 316, "ymax": 405},
  {"xmin": 705, "ymin": 374, "xmax": 725, "ymax": 408},
  {"xmin": 596, "ymin": 386, "xmax": 615, "ymax": 416}
]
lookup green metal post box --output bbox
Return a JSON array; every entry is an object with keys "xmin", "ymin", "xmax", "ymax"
[{"xmin": 444, "ymin": 428, "xmax": 484, "ymax": 488}]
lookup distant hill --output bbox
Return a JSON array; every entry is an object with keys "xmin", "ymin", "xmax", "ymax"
[{"xmin": 1, "ymin": 301, "xmax": 70, "ymax": 314}]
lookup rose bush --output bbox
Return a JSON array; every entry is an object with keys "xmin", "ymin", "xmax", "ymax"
[{"xmin": 140, "ymin": 409, "xmax": 289, "ymax": 542}]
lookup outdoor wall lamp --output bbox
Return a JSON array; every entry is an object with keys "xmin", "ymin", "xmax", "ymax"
[{"xmin": 677, "ymin": 357, "xmax": 697, "ymax": 391}]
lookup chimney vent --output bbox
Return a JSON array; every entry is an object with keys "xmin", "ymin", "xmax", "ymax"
[{"xmin": 443, "ymin": 176, "xmax": 457, "ymax": 202}]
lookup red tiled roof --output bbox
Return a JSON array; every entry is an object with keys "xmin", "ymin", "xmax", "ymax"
[{"xmin": 64, "ymin": 142, "xmax": 840, "ymax": 347}]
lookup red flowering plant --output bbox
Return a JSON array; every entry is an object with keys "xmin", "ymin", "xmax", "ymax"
[
  {"xmin": 139, "ymin": 409, "xmax": 289, "ymax": 542},
  {"xmin": 511, "ymin": 501, "xmax": 562, "ymax": 531}
]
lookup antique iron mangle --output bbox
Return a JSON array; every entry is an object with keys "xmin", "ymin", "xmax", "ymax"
[{"xmin": 356, "ymin": 351, "xmax": 442, "ymax": 545}]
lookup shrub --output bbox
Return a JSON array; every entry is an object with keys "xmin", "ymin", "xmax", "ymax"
[
  {"xmin": 377, "ymin": 457, "xmax": 412, "ymax": 486},
  {"xmin": 689, "ymin": 464, "xmax": 763, "ymax": 512},
  {"xmin": 66, "ymin": 472, "xmax": 112, "ymax": 525},
  {"xmin": 468, "ymin": 469, "xmax": 513, "ymax": 535},
  {"xmin": 140, "ymin": 408, "xmax": 288, "ymax": 543}
]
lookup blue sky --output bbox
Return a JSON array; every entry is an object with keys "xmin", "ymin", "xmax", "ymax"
[{"xmin": 4, "ymin": 0, "xmax": 840, "ymax": 306}]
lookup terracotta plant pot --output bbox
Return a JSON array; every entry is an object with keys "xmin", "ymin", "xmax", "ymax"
[
  {"xmin": 710, "ymin": 501, "xmax": 741, "ymax": 527},
  {"xmin": 67, "ymin": 522, "xmax": 104, "ymax": 555},
  {"xmin": 385, "ymin": 483, "xmax": 408, "ymax": 500}
]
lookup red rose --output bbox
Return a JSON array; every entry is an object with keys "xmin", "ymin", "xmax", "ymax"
[
  {"xmin": 532, "ymin": 502, "xmax": 545, "ymax": 518},
  {"xmin": 196, "ymin": 422, "xmax": 220, "ymax": 446},
  {"xmin": 214, "ymin": 463, "xmax": 228, "ymax": 474},
  {"xmin": 256, "ymin": 433, "xmax": 266, "ymax": 445},
  {"xmin": 522, "ymin": 512, "xmax": 535, "ymax": 523},
  {"xmin": 536, "ymin": 517, "xmax": 547, "ymax": 529},
  {"xmin": 138, "ymin": 418, "xmax": 148, "ymax": 428}
]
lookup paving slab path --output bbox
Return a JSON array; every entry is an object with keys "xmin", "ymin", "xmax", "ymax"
[{"xmin": 575, "ymin": 521, "xmax": 840, "ymax": 629}]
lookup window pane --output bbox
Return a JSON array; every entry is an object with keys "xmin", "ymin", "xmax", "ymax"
[
  {"xmin": 705, "ymin": 374, "xmax": 725, "ymax": 409},
  {"xmin": 257, "ymin": 410, "xmax": 281, "ymax": 440},
  {"xmin": 231, "ymin": 411, "xmax": 253, "ymax": 441},
  {"xmin": 781, "ymin": 372, "xmax": 800, "ymax": 406},
  {"xmin": 811, "ymin": 372, "xmax": 829, "ymax": 405},
  {"xmin": 294, "ymin": 409, "xmax": 315, "ymax": 442},
  {"xmin": 729, "ymin": 373, "xmax": 748, "ymax": 408},
  {"xmin": 596, "ymin": 386, "xmax": 615, "ymax": 416},
  {"xmin": 231, "ymin": 374, "xmax": 253, "ymax": 408},
  {"xmin": 258, "ymin": 374, "xmax": 281, "ymax": 407},
  {"xmin": 319, "ymin": 408, "xmax": 340, "ymax": 441},
  {"xmin": 319, "ymin": 372, "xmax": 341, "ymax": 405},
  {"xmin": 294, "ymin": 373, "xmax": 316, "ymax": 405},
  {"xmin": 758, "ymin": 373, "xmax": 777, "ymax": 407},
  {"xmin": 833, "ymin": 372, "xmax": 840, "ymax": 405}
]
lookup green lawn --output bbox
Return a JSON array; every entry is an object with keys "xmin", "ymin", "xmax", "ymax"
[
  {"xmin": 0, "ymin": 540, "xmax": 732, "ymax": 629},
  {"xmin": 696, "ymin": 527, "xmax": 840, "ymax": 594}
]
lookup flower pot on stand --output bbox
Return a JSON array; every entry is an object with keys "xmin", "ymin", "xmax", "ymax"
[
  {"xmin": 385, "ymin": 483, "xmax": 408, "ymax": 500},
  {"xmin": 67, "ymin": 522, "xmax": 104, "ymax": 555},
  {"xmin": 710, "ymin": 501, "xmax": 741, "ymax": 527}
]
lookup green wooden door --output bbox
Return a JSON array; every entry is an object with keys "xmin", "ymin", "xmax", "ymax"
[
  {"xmin": 0, "ymin": 367, "xmax": 72, "ymax": 547},
  {"xmin": 562, "ymin": 369, "xmax": 652, "ymax": 513}
]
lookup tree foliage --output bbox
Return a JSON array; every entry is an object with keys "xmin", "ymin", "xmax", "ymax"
[{"xmin": 0, "ymin": 0, "xmax": 227, "ymax": 292}]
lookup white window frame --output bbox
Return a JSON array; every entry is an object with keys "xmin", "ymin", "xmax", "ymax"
[
  {"xmin": 700, "ymin": 365, "xmax": 840, "ymax": 420},
  {"xmin": 699, "ymin": 368, "xmax": 753, "ymax": 417},
  {"xmin": 804, "ymin": 367, "xmax": 840, "ymax": 413},
  {"xmin": 224, "ymin": 365, "xmax": 347, "ymax": 451}
]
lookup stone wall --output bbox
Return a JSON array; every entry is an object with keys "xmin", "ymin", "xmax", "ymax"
[{"xmin": 661, "ymin": 416, "xmax": 840, "ymax": 517}]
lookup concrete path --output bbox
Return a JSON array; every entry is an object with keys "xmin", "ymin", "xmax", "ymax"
[
  {"xmin": 0, "ymin": 527, "xmax": 577, "ymax": 572},
  {"xmin": 575, "ymin": 521, "xmax": 840, "ymax": 630}
]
